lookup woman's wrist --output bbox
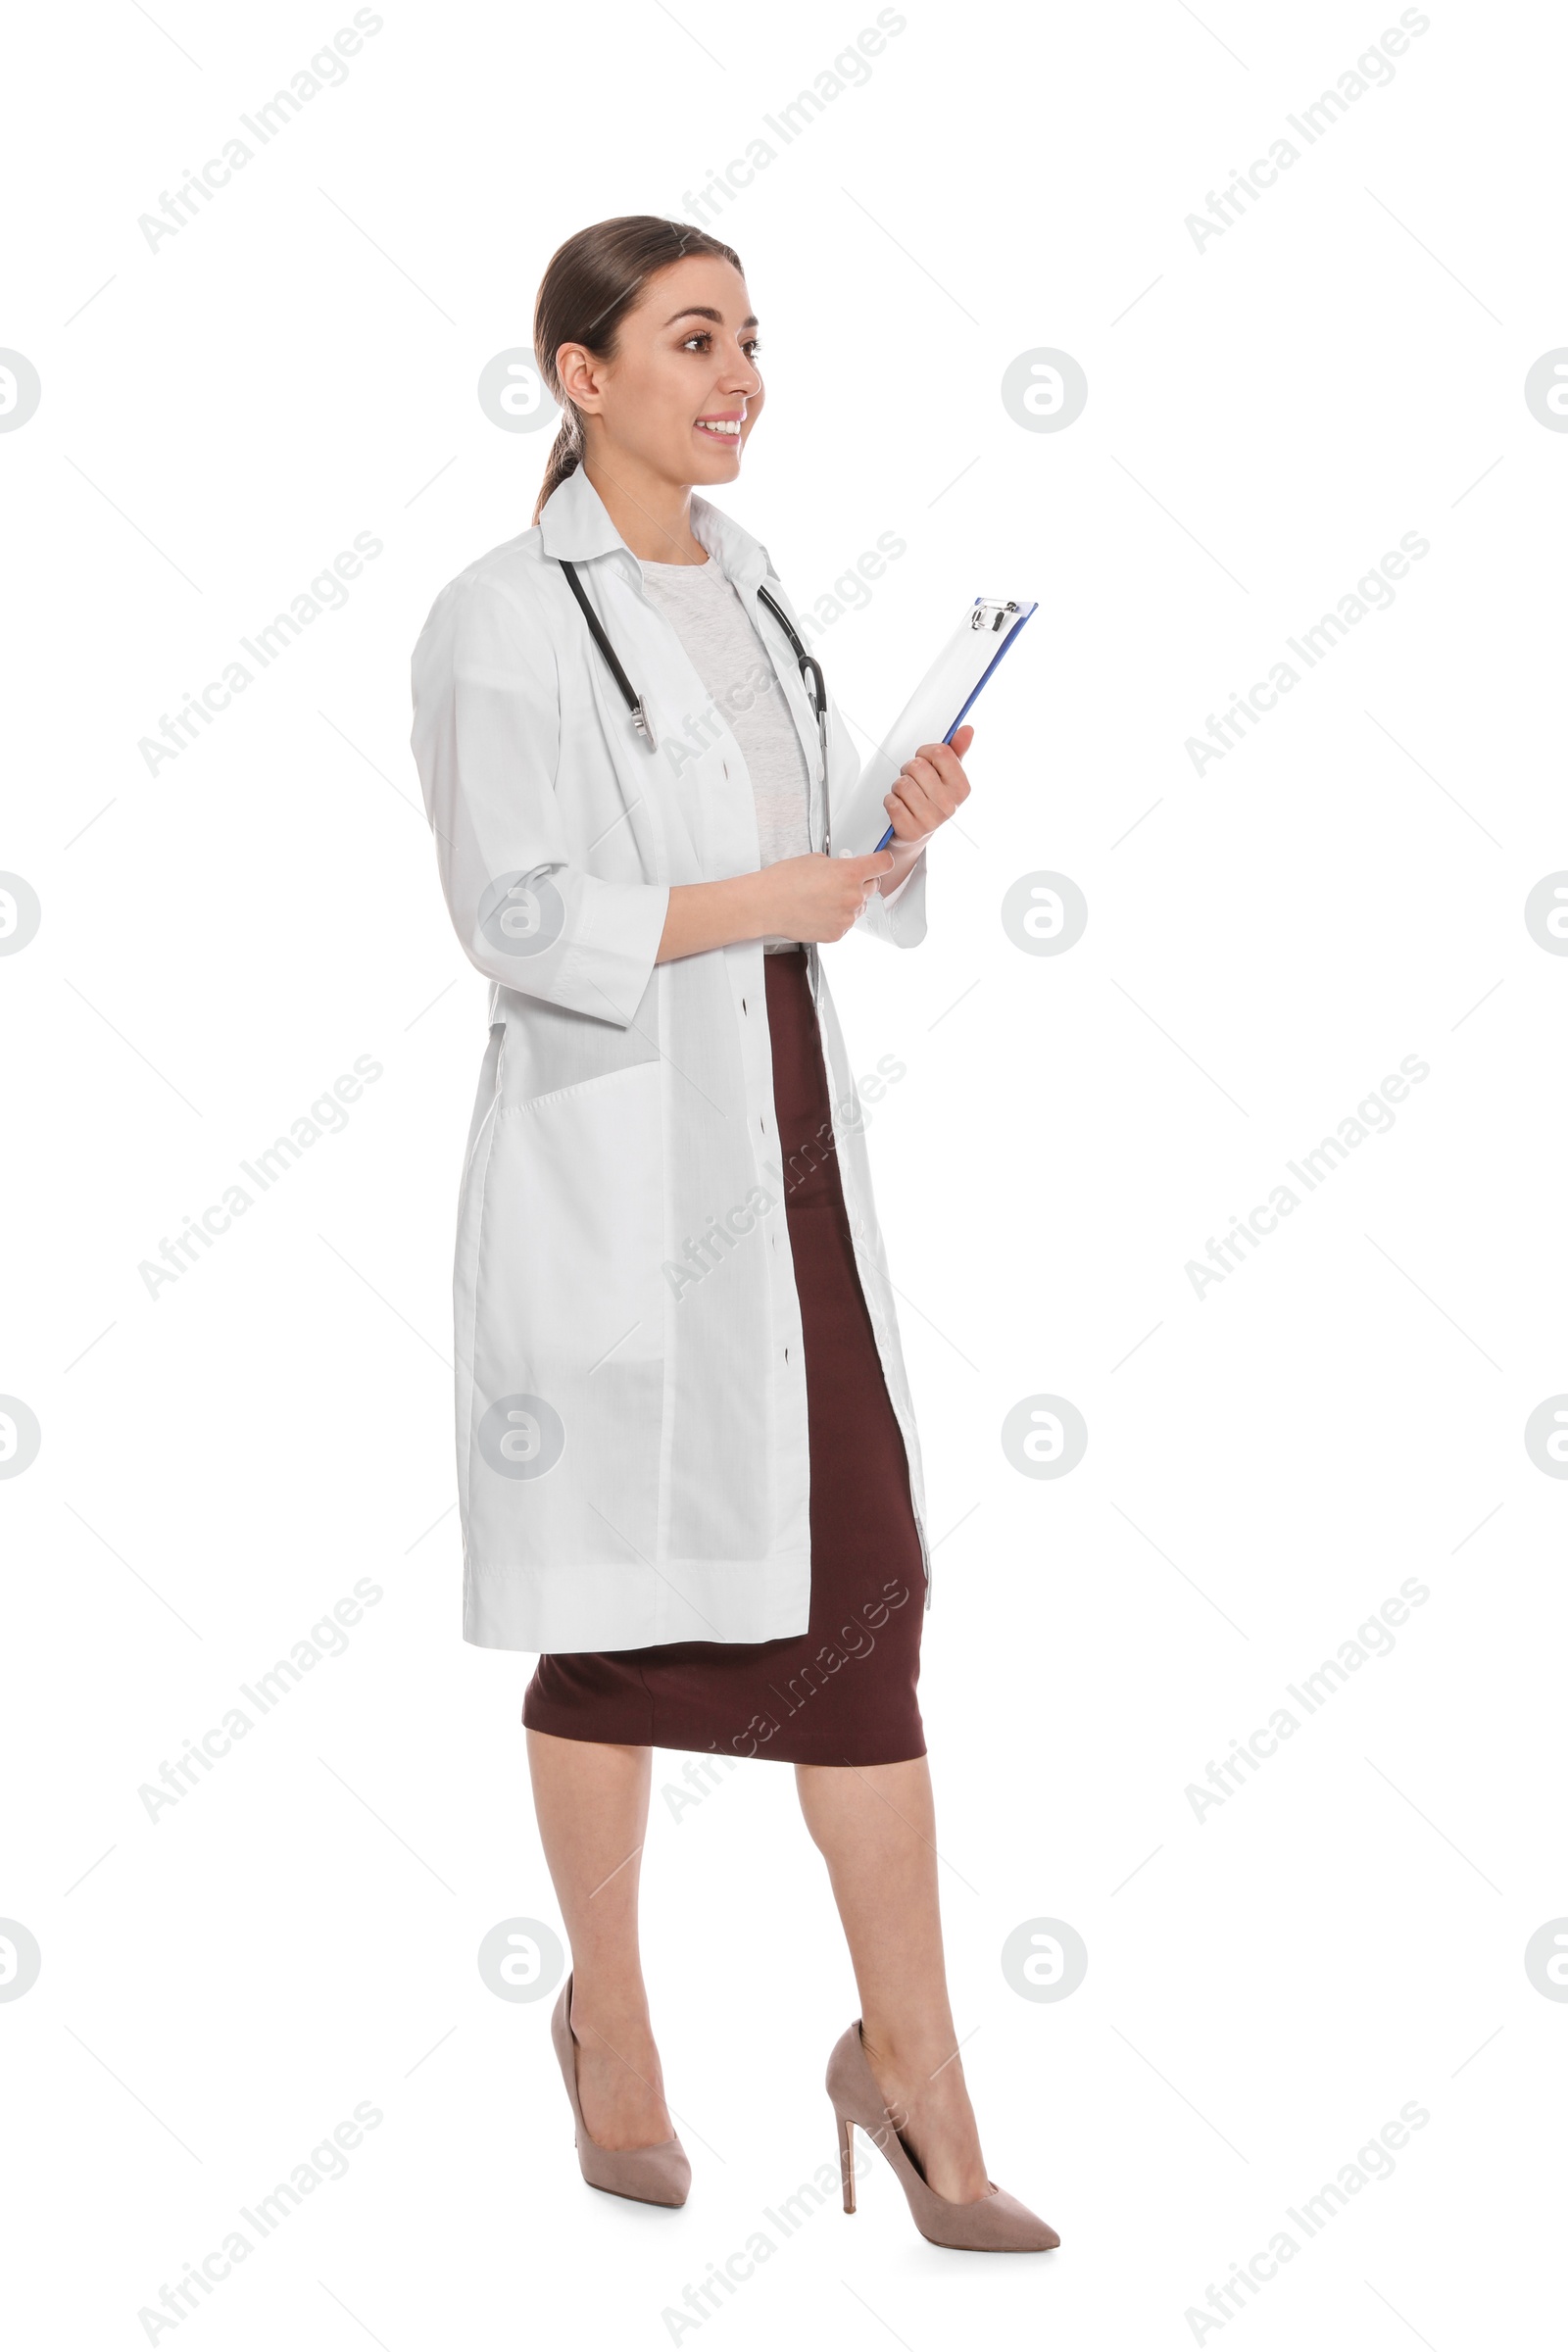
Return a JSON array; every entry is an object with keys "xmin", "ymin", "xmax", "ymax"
[
  {"xmin": 742, "ymin": 864, "xmax": 782, "ymax": 938},
  {"xmin": 878, "ymin": 834, "xmax": 926, "ymax": 894}
]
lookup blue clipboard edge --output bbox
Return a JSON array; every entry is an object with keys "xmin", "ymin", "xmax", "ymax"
[{"xmin": 872, "ymin": 597, "xmax": 1039, "ymax": 852}]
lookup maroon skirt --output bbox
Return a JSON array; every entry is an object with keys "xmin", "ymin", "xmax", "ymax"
[{"xmin": 522, "ymin": 947, "xmax": 927, "ymax": 1766}]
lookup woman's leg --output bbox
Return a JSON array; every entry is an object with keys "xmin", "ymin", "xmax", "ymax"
[
  {"xmin": 526, "ymin": 1728, "xmax": 674, "ymax": 2150},
  {"xmin": 795, "ymin": 1754, "xmax": 992, "ymax": 2203}
]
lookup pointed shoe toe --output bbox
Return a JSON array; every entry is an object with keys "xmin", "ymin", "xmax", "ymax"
[
  {"xmin": 917, "ymin": 2180, "xmax": 1059, "ymax": 2252},
  {"xmin": 576, "ymin": 2130, "xmax": 691, "ymax": 2208}
]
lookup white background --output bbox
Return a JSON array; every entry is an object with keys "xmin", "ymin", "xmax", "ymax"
[{"xmin": 3, "ymin": 1, "xmax": 1565, "ymax": 2345}]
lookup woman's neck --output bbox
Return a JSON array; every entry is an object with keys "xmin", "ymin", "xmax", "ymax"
[{"xmin": 581, "ymin": 453, "xmax": 706, "ymax": 564}]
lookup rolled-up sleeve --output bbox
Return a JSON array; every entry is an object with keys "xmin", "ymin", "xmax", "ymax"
[
  {"xmin": 411, "ymin": 572, "xmax": 669, "ymax": 1026},
  {"xmin": 821, "ymin": 685, "xmax": 928, "ymax": 950},
  {"xmin": 858, "ymin": 847, "xmax": 927, "ymax": 946}
]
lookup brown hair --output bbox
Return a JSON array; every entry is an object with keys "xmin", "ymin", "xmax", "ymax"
[{"xmin": 530, "ymin": 216, "xmax": 744, "ymax": 524}]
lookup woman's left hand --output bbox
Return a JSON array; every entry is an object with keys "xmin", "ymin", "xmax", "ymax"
[{"xmin": 876, "ymin": 723, "xmax": 973, "ymax": 892}]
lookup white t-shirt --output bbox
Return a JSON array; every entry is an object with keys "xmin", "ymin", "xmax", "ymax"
[{"xmin": 637, "ymin": 554, "xmax": 811, "ymax": 950}]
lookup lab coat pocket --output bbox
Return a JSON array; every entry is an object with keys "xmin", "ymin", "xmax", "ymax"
[
  {"xmin": 494, "ymin": 989, "xmax": 660, "ymax": 1112},
  {"xmin": 483, "ymin": 1060, "xmax": 665, "ymax": 1371},
  {"xmin": 466, "ymin": 1058, "xmax": 665, "ymax": 1569}
]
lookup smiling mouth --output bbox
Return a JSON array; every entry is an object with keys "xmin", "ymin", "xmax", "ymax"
[{"xmin": 694, "ymin": 416, "xmax": 743, "ymax": 441}]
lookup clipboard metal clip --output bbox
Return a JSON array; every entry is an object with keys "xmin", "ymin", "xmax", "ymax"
[{"xmin": 971, "ymin": 598, "xmax": 1022, "ymax": 634}]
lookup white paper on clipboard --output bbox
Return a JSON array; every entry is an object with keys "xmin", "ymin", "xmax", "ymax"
[{"xmin": 832, "ymin": 596, "xmax": 1038, "ymax": 857}]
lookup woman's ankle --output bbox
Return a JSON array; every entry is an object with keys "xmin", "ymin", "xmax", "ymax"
[
  {"xmin": 568, "ymin": 1981, "xmax": 656, "ymax": 2041},
  {"xmin": 860, "ymin": 2018, "xmax": 967, "ymax": 2091}
]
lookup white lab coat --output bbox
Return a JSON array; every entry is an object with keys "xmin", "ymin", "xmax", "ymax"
[{"xmin": 410, "ymin": 465, "xmax": 932, "ymax": 1652}]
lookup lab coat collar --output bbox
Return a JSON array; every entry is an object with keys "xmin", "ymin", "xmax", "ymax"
[{"xmin": 537, "ymin": 464, "xmax": 772, "ymax": 595}]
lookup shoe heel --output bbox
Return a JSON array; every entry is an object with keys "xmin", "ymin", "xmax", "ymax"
[{"xmin": 836, "ymin": 2109, "xmax": 857, "ymax": 2213}]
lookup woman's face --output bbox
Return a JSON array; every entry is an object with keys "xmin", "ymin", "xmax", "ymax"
[{"xmin": 559, "ymin": 254, "xmax": 764, "ymax": 488}]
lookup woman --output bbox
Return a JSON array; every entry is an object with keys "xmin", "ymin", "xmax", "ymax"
[{"xmin": 410, "ymin": 216, "xmax": 1056, "ymax": 2253}]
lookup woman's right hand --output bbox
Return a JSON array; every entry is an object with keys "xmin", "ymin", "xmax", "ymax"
[{"xmin": 757, "ymin": 851, "xmax": 896, "ymax": 944}]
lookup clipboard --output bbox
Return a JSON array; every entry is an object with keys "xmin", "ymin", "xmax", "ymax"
[{"xmin": 834, "ymin": 597, "xmax": 1038, "ymax": 857}]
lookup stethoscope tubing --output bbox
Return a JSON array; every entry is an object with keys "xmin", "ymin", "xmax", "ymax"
[{"xmin": 558, "ymin": 557, "xmax": 833, "ymax": 858}]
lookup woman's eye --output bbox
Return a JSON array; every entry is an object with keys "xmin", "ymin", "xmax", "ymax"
[{"xmin": 680, "ymin": 331, "xmax": 762, "ymax": 358}]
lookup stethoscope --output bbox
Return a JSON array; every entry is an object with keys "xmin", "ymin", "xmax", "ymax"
[{"xmin": 558, "ymin": 556, "xmax": 834, "ymax": 857}]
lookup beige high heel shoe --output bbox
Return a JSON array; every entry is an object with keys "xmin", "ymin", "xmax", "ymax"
[
  {"xmin": 827, "ymin": 2019, "xmax": 1059, "ymax": 2251},
  {"xmin": 550, "ymin": 1973, "xmax": 691, "ymax": 2207}
]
